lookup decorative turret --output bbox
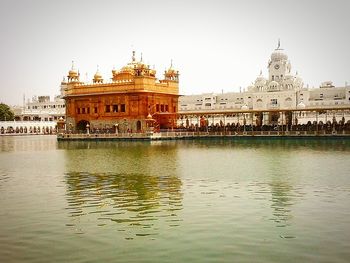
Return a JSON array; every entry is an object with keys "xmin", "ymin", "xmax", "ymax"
[
  {"xmin": 93, "ymin": 65, "xmax": 103, "ymax": 83},
  {"xmin": 67, "ymin": 61, "xmax": 80, "ymax": 83},
  {"xmin": 163, "ymin": 60, "xmax": 179, "ymax": 82},
  {"xmin": 268, "ymin": 40, "xmax": 290, "ymax": 83}
]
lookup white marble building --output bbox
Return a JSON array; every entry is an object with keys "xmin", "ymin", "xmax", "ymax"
[
  {"xmin": 179, "ymin": 42, "xmax": 350, "ymax": 116},
  {"xmin": 16, "ymin": 95, "xmax": 65, "ymax": 121}
]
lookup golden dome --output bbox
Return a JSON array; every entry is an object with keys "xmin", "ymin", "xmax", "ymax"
[
  {"xmin": 94, "ymin": 68, "xmax": 102, "ymax": 79},
  {"xmin": 94, "ymin": 72, "xmax": 102, "ymax": 79},
  {"xmin": 68, "ymin": 61, "xmax": 78, "ymax": 76},
  {"xmin": 68, "ymin": 69, "xmax": 78, "ymax": 76},
  {"xmin": 120, "ymin": 64, "xmax": 135, "ymax": 75}
]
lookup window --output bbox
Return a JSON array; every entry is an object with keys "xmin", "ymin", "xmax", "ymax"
[
  {"xmin": 87, "ymin": 107, "xmax": 90, "ymax": 114},
  {"xmin": 77, "ymin": 108, "xmax": 80, "ymax": 114},
  {"xmin": 165, "ymin": 105, "xmax": 169, "ymax": 112},
  {"xmin": 82, "ymin": 108, "xmax": 86, "ymax": 114},
  {"xmin": 113, "ymin": 105, "xmax": 118, "ymax": 112},
  {"xmin": 161, "ymin": 104, "xmax": 164, "ymax": 112},
  {"xmin": 156, "ymin": 104, "xmax": 160, "ymax": 112},
  {"xmin": 272, "ymin": 75, "xmax": 275, "ymax": 81},
  {"xmin": 173, "ymin": 106, "xmax": 176, "ymax": 112},
  {"xmin": 121, "ymin": 104, "xmax": 126, "ymax": 112},
  {"xmin": 105, "ymin": 105, "xmax": 110, "ymax": 113},
  {"xmin": 271, "ymin": 99, "xmax": 278, "ymax": 105},
  {"xmin": 94, "ymin": 107, "xmax": 98, "ymax": 113}
]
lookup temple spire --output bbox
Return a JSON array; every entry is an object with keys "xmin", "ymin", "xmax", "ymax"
[{"xmin": 277, "ymin": 39, "xmax": 281, "ymax": 49}]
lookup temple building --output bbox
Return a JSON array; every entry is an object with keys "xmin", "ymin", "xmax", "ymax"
[{"xmin": 61, "ymin": 51, "xmax": 179, "ymax": 132}]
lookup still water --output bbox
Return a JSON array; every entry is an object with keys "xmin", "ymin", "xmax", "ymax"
[{"xmin": 0, "ymin": 136, "xmax": 350, "ymax": 262}]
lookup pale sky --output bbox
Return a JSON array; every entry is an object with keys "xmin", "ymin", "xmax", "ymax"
[{"xmin": 0, "ymin": 0, "xmax": 349, "ymax": 105}]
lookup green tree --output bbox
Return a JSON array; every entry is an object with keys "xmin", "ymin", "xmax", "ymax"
[{"xmin": 0, "ymin": 103, "xmax": 15, "ymax": 121}]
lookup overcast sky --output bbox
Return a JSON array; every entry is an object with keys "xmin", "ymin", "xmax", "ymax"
[{"xmin": 0, "ymin": 0, "xmax": 349, "ymax": 105}]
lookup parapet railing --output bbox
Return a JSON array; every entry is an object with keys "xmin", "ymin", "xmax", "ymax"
[{"xmin": 57, "ymin": 130, "xmax": 350, "ymax": 140}]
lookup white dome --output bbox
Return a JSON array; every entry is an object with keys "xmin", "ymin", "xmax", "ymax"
[
  {"xmin": 297, "ymin": 102, "xmax": 306, "ymax": 109},
  {"xmin": 271, "ymin": 49, "xmax": 288, "ymax": 61},
  {"xmin": 255, "ymin": 75, "xmax": 267, "ymax": 85},
  {"xmin": 241, "ymin": 104, "xmax": 249, "ymax": 110}
]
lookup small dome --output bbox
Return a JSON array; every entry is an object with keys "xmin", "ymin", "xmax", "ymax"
[
  {"xmin": 149, "ymin": 69, "xmax": 156, "ymax": 76},
  {"xmin": 94, "ymin": 71, "xmax": 102, "ymax": 79},
  {"xmin": 255, "ymin": 76, "xmax": 267, "ymax": 85},
  {"xmin": 68, "ymin": 61, "xmax": 78, "ymax": 76},
  {"xmin": 68, "ymin": 69, "xmax": 78, "ymax": 76},
  {"xmin": 241, "ymin": 104, "xmax": 249, "ymax": 110},
  {"xmin": 247, "ymin": 84, "xmax": 255, "ymax": 92},
  {"xmin": 297, "ymin": 102, "xmax": 306, "ymax": 109}
]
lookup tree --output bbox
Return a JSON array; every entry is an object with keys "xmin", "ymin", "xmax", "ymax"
[{"xmin": 0, "ymin": 103, "xmax": 15, "ymax": 121}]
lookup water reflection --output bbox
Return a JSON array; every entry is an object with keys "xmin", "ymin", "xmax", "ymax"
[
  {"xmin": 269, "ymin": 181, "xmax": 294, "ymax": 227},
  {"xmin": 0, "ymin": 135, "xmax": 57, "ymax": 152},
  {"xmin": 65, "ymin": 172, "xmax": 182, "ymax": 234},
  {"xmin": 173, "ymin": 138, "xmax": 350, "ymax": 152},
  {"xmin": 61, "ymin": 141, "xmax": 183, "ymax": 237}
]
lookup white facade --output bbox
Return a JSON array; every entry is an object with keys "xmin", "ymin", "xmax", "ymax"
[
  {"xmin": 15, "ymin": 95, "xmax": 65, "ymax": 121},
  {"xmin": 0, "ymin": 121, "xmax": 57, "ymax": 134},
  {"xmin": 179, "ymin": 43, "xmax": 350, "ymax": 113}
]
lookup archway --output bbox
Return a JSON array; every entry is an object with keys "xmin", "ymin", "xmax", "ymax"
[
  {"xmin": 77, "ymin": 120, "xmax": 90, "ymax": 133},
  {"xmin": 136, "ymin": 120, "xmax": 142, "ymax": 132},
  {"xmin": 269, "ymin": 112, "xmax": 280, "ymax": 125}
]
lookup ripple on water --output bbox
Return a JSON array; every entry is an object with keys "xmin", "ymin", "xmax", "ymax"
[{"xmin": 64, "ymin": 171, "xmax": 183, "ymax": 238}]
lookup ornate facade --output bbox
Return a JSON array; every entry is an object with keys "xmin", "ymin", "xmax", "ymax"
[{"xmin": 61, "ymin": 51, "xmax": 179, "ymax": 132}]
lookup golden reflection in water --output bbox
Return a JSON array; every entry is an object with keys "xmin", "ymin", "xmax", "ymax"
[
  {"xmin": 65, "ymin": 172, "xmax": 182, "ymax": 232},
  {"xmin": 61, "ymin": 141, "xmax": 183, "ymax": 236}
]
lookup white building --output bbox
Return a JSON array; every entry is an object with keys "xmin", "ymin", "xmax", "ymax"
[
  {"xmin": 0, "ymin": 95, "xmax": 65, "ymax": 135},
  {"xmin": 179, "ymin": 42, "xmax": 350, "ymax": 120},
  {"xmin": 16, "ymin": 95, "xmax": 65, "ymax": 121}
]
